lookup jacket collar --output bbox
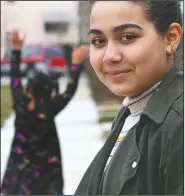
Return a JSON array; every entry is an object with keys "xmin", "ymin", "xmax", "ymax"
[{"xmin": 142, "ymin": 67, "xmax": 183, "ymax": 124}]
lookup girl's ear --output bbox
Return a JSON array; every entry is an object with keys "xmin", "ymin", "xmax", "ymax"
[
  {"xmin": 27, "ymin": 101, "xmax": 35, "ymax": 111},
  {"xmin": 165, "ymin": 23, "xmax": 182, "ymax": 55}
]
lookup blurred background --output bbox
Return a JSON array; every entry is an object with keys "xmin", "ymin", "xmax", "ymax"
[
  {"xmin": 0, "ymin": 1, "xmax": 124, "ymax": 194},
  {"xmin": 1, "ymin": 1, "xmax": 124, "ymax": 134},
  {"xmin": 0, "ymin": 1, "xmax": 184, "ymax": 194}
]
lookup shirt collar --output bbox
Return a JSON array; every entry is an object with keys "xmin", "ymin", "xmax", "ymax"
[{"xmin": 142, "ymin": 67, "xmax": 183, "ymax": 124}]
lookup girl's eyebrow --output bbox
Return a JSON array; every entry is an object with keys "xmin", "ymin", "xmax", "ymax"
[
  {"xmin": 114, "ymin": 23, "xmax": 143, "ymax": 32},
  {"xmin": 88, "ymin": 29, "xmax": 103, "ymax": 36},
  {"xmin": 88, "ymin": 23, "xmax": 143, "ymax": 36}
]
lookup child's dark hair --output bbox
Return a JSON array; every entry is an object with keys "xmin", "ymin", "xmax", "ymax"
[
  {"xmin": 26, "ymin": 70, "xmax": 55, "ymax": 101},
  {"xmin": 90, "ymin": 1, "xmax": 183, "ymax": 34}
]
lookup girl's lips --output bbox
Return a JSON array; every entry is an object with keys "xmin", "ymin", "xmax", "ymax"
[{"xmin": 106, "ymin": 70, "xmax": 131, "ymax": 79}]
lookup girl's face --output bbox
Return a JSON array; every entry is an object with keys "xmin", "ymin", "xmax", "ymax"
[
  {"xmin": 89, "ymin": 1, "xmax": 172, "ymax": 97},
  {"xmin": 27, "ymin": 88, "xmax": 35, "ymax": 111}
]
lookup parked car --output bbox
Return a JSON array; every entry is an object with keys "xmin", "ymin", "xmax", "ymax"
[
  {"xmin": 1, "ymin": 44, "xmax": 67, "ymax": 79},
  {"xmin": 43, "ymin": 45, "xmax": 68, "ymax": 78}
]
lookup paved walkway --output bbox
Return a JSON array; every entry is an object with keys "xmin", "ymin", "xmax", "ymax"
[{"xmin": 1, "ymin": 74, "xmax": 104, "ymax": 194}]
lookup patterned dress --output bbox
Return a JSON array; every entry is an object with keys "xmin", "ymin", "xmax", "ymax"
[{"xmin": 1, "ymin": 50, "xmax": 83, "ymax": 195}]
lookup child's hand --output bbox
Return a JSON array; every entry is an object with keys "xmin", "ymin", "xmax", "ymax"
[
  {"xmin": 7, "ymin": 29, "xmax": 26, "ymax": 50},
  {"xmin": 72, "ymin": 45, "xmax": 89, "ymax": 65}
]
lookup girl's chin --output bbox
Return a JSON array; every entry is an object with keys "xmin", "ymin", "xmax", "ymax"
[
  {"xmin": 109, "ymin": 88, "xmax": 126, "ymax": 97},
  {"xmin": 110, "ymin": 86, "xmax": 134, "ymax": 97}
]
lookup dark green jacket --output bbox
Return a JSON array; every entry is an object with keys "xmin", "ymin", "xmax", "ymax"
[{"xmin": 75, "ymin": 67, "xmax": 184, "ymax": 195}]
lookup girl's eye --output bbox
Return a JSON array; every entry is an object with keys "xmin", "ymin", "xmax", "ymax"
[
  {"xmin": 121, "ymin": 34, "xmax": 136, "ymax": 42},
  {"xmin": 90, "ymin": 39, "xmax": 105, "ymax": 45}
]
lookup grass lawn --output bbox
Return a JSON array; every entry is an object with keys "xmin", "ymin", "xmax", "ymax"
[
  {"xmin": 1, "ymin": 85, "xmax": 12, "ymax": 127},
  {"xmin": 99, "ymin": 110, "xmax": 118, "ymax": 124},
  {"xmin": 99, "ymin": 110, "xmax": 118, "ymax": 140},
  {"xmin": 102, "ymin": 130, "xmax": 110, "ymax": 140}
]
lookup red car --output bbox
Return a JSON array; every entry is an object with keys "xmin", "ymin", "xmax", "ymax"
[{"xmin": 1, "ymin": 44, "xmax": 67, "ymax": 78}]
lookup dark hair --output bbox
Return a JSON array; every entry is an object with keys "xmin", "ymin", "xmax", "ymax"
[
  {"xmin": 26, "ymin": 70, "xmax": 55, "ymax": 101},
  {"xmin": 90, "ymin": 1, "xmax": 183, "ymax": 34}
]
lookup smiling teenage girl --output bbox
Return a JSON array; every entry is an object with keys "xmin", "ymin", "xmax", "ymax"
[{"xmin": 75, "ymin": 1, "xmax": 183, "ymax": 195}]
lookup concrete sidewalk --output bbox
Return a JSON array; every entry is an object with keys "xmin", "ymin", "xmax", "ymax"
[{"xmin": 1, "ymin": 74, "xmax": 104, "ymax": 194}]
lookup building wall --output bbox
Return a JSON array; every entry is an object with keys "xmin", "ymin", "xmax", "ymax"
[{"xmin": 1, "ymin": 1, "xmax": 79, "ymax": 57}]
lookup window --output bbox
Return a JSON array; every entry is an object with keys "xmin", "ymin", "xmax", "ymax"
[
  {"xmin": 6, "ymin": 46, "xmax": 42, "ymax": 58},
  {"xmin": 45, "ymin": 48, "xmax": 64, "ymax": 57},
  {"xmin": 44, "ymin": 23, "xmax": 68, "ymax": 34},
  {"xmin": 22, "ymin": 46, "xmax": 42, "ymax": 57}
]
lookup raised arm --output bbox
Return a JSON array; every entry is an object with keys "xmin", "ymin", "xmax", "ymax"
[
  {"xmin": 9, "ymin": 30, "xmax": 26, "ymax": 114},
  {"xmin": 50, "ymin": 45, "xmax": 89, "ymax": 115}
]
